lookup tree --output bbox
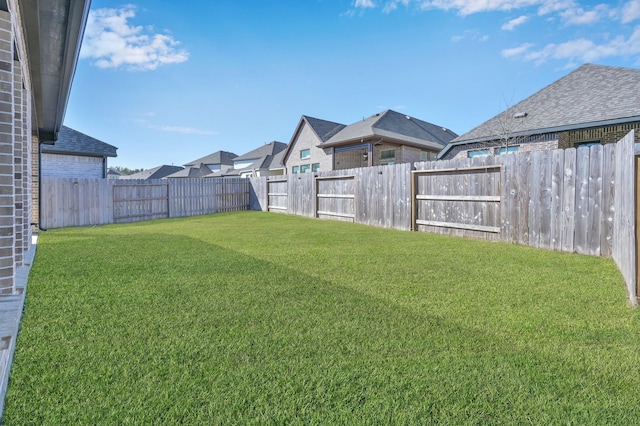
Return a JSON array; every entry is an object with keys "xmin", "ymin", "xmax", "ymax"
[
  {"xmin": 111, "ymin": 166, "xmax": 144, "ymax": 175},
  {"xmin": 488, "ymin": 103, "xmax": 529, "ymax": 154}
]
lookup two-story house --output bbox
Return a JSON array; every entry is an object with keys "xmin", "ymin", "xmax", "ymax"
[{"xmin": 282, "ymin": 110, "xmax": 457, "ymax": 173}]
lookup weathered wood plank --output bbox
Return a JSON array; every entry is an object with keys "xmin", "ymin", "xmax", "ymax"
[
  {"xmin": 561, "ymin": 148, "xmax": 577, "ymax": 253},
  {"xmin": 600, "ymin": 143, "xmax": 615, "ymax": 257},
  {"xmin": 574, "ymin": 146, "xmax": 590, "ymax": 255},
  {"xmin": 587, "ymin": 145, "xmax": 603, "ymax": 256}
]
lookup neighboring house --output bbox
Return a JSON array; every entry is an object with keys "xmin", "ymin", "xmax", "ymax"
[
  {"xmin": 183, "ymin": 150, "xmax": 237, "ymax": 172},
  {"xmin": 439, "ymin": 63, "xmax": 640, "ymax": 160},
  {"xmin": 280, "ymin": 116, "xmax": 346, "ymax": 174},
  {"xmin": 40, "ymin": 126, "xmax": 118, "ymax": 179},
  {"xmin": 214, "ymin": 141, "xmax": 287, "ymax": 178},
  {"xmin": 170, "ymin": 150, "xmax": 237, "ymax": 179},
  {"xmin": 164, "ymin": 163, "xmax": 212, "ymax": 178},
  {"xmin": 107, "ymin": 168, "xmax": 123, "ymax": 179},
  {"xmin": 120, "ymin": 165, "xmax": 184, "ymax": 180},
  {"xmin": 282, "ymin": 110, "xmax": 457, "ymax": 173}
]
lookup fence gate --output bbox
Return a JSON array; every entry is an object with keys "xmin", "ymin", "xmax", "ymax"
[
  {"xmin": 267, "ymin": 179, "xmax": 288, "ymax": 213},
  {"xmin": 412, "ymin": 166, "xmax": 501, "ymax": 238},
  {"xmin": 113, "ymin": 182, "xmax": 169, "ymax": 223},
  {"xmin": 315, "ymin": 175, "xmax": 356, "ymax": 222}
]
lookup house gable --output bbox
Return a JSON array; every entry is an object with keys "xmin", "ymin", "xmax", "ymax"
[{"xmin": 283, "ymin": 118, "xmax": 335, "ymax": 174}]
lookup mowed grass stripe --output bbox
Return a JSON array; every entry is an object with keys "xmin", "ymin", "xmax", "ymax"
[{"xmin": 3, "ymin": 211, "xmax": 640, "ymax": 424}]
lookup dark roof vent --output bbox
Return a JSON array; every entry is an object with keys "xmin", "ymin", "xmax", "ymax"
[{"xmin": 513, "ymin": 112, "xmax": 528, "ymax": 119}]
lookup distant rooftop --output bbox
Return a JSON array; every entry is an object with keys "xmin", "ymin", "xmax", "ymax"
[
  {"xmin": 119, "ymin": 165, "xmax": 184, "ymax": 180},
  {"xmin": 184, "ymin": 150, "xmax": 237, "ymax": 167}
]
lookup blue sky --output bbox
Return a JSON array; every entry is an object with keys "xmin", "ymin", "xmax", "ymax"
[{"xmin": 64, "ymin": 0, "xmax": 640, "ymax": 169}]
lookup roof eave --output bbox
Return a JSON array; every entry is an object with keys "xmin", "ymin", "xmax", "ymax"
[
  {"xmin": 319, "ymin": 134, "xmax": 445, "ymax": 151},
  {"xmin": 438, "ymin": 115, "xmax": 640, "ymax": 159},
  {"xmin": 41, "ymin": 149, "xmax": 117, "ymax": 157},
  {"xmin": 22, "ymin": 0, "xmax": 92, "ymax": 144}
]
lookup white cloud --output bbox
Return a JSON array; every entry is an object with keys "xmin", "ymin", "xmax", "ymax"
[
  {"xmin": 155, "ymin": 126, "xmax": 217, "ymax": 135},
  {"xmin": 621, "ymin": 0, "xmax": 640, "ymax": 23},
  {"xmin": 560, "ymin": 4, "xmax": 608, "ymax": 25},
  {"xmin": 382, "ymin": 0, "xmax": 412, "ymax": 13},
  {"xmin": 502, "ymin": 15, "xmax": 529, "ymax": 30},
  {"xmin": 418, "ymin": 0, "xmax": 542, "ymax": 16},
  {"xmin": 501, "ymin": 43, "xmax": 534, "ymax": 57},
  {"xmin": 80, "ymin": 6, "xmax": 189, "ymax": 71},
  {"xmin": 504, "ymin": 26, "xmax": 640, "ymax": 64},
  {"xmin": 355, "ymin": 0, "xmax": 376, "ymax": 8}
]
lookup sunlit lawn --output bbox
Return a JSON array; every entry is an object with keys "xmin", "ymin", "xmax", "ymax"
[{"xmin": 3, "ymin": 211, "xmax": 640, "ymax": 424}]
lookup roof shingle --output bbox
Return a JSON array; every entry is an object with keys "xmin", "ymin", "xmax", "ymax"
[{"xmin": 41, "ymin": 126, "xmax": 117, "ymax": 157}]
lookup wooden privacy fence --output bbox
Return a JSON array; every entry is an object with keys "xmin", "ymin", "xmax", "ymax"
[
  {"xmin": 41, "ymin": 178, "xmax": 250, "ymax": 229},
  {"xmin": 252, "ymin": 163, "xmax": 413, "ymax": 230},
  {"xmin": 114, "ymin": 182, "xmax": 169, "ymax": 223},
  {"xmin": 250, "ymin": 132, "xmax": 637, "ymax": 303},
  {"xmin": 412, "ymin": 165, "xmax": 502, "ymax": 237},
  {"xmin": 315, "ymin": 175, "xmax": 355, "ymax": 222}
]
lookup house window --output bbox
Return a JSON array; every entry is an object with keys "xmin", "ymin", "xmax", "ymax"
[
  {"xmin": 312, "ymin": 163, "xmax": 320, "ymax": 172},
  {"xmin": 420, "ymin": 151, "xmax": 437, "ymax": 161},
  {"xmin": 380, "ymin": 149, "xmax": 395, "ymax": 159},
  {"xmin": 496, "ymin": 146, "xmax": 520, "ymax": 155},
  {"xmin": 468, "ymin": 149, "xmax": 490, "ymax": 158},
  {"xmin": 574, "ymin": 140, "xmax": 601, "ymax": 148},
  {"xmin": 292, "ymin": 166, "xmax": 299, "ymax": 174},
  {"xmin": 300, "ymin": 149, "xmax": 311, "ymax": 160},
  {"xmin": 300, "ymin": 164, "xmax": 311, "ymax": 173}
]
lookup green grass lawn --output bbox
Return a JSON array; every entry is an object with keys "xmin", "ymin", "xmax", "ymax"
[{"xmin": 3, "ymin": 211, "xmax": 640, "ymax": 424}]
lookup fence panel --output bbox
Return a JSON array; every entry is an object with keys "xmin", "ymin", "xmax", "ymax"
[
  {"xmin": 169, "ymin": 178, "xmax": 215, "ymax": 218},
  {"xmin": 249, "ymin": 176, "xmax": 268, "ymax": 211},
  {"xmin": 267, "ymin": 179, "xmax": 288, "ymax": 213},
  {"xmin": 113, "ymin": 180, "xmax": 169, "ymax": 223},
  {"xmin": 288, "ymin": 173, "xmax": 315, "ymax": 217},
  {"xmin": 214, "ymin": 179, "xmax": 250, "ymax": 212},
  {"xmin": 41, "ymin": 178, "xmax": 112, "ymax": 229},
  {"xmin": 412, "ymin": 162, "xmax": 501, "ymax": 241},
  {"xmin": 315, "ymin": 175, "xmax": 355, "ymax": 222}
]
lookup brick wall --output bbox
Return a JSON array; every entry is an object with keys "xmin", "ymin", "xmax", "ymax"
[
  {"xmin": 41, "ymin": 153, "xmax": 105, "ymax": 178},
  {"xmin": 335, "ymin": 146, "xmax": 368, "ymax": 170},
  {"xmin": 13, "ymin": 59, "xmax": 22, "ymax": 264},
  {"xmin": 0, "ymin": 10, "xmax": 13, "ymax": 293},
  {"xmin": 558, "ymin": 122, "xmax": 640, "ymax": 148},
  {"xmin": 445, "ymin": 122, "xmax": 640, "ymax": 160},
  {"xmin": 448, "ymin": 134, "xmax": 559, "ymax": 160}
]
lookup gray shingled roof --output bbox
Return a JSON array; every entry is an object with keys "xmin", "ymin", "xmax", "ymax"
[
  {"xmin": 119, "ymin": 165, "xmax": 184, "ymax": 180},
  {"xmin": 268, "ymin": 150, "xmax": 285, "ymax": 170},
  {"xmin": 41, "ymin": 126, "xmax": 118, "ymax": 157},
  {"xmin": 449, "ymin": 63, "xmax": 640, "ymax": 146},
  {"xmin": 304, "ymin": 116, "xmax": 346, "ymax": 142},
  {"xmin": 184, "ymin": 150, "xmax": 237, "ymax": 167},
  {"xmin": 319, "ymin": 110, "xmax": 457, "ymax": 150},
  {"xmin": 233, "ymin": 141, "xmax": 287, "ymax": 161},
  {"xmin": 165, "ymin": 164, "xmax": 213, "ymax": 178}
]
